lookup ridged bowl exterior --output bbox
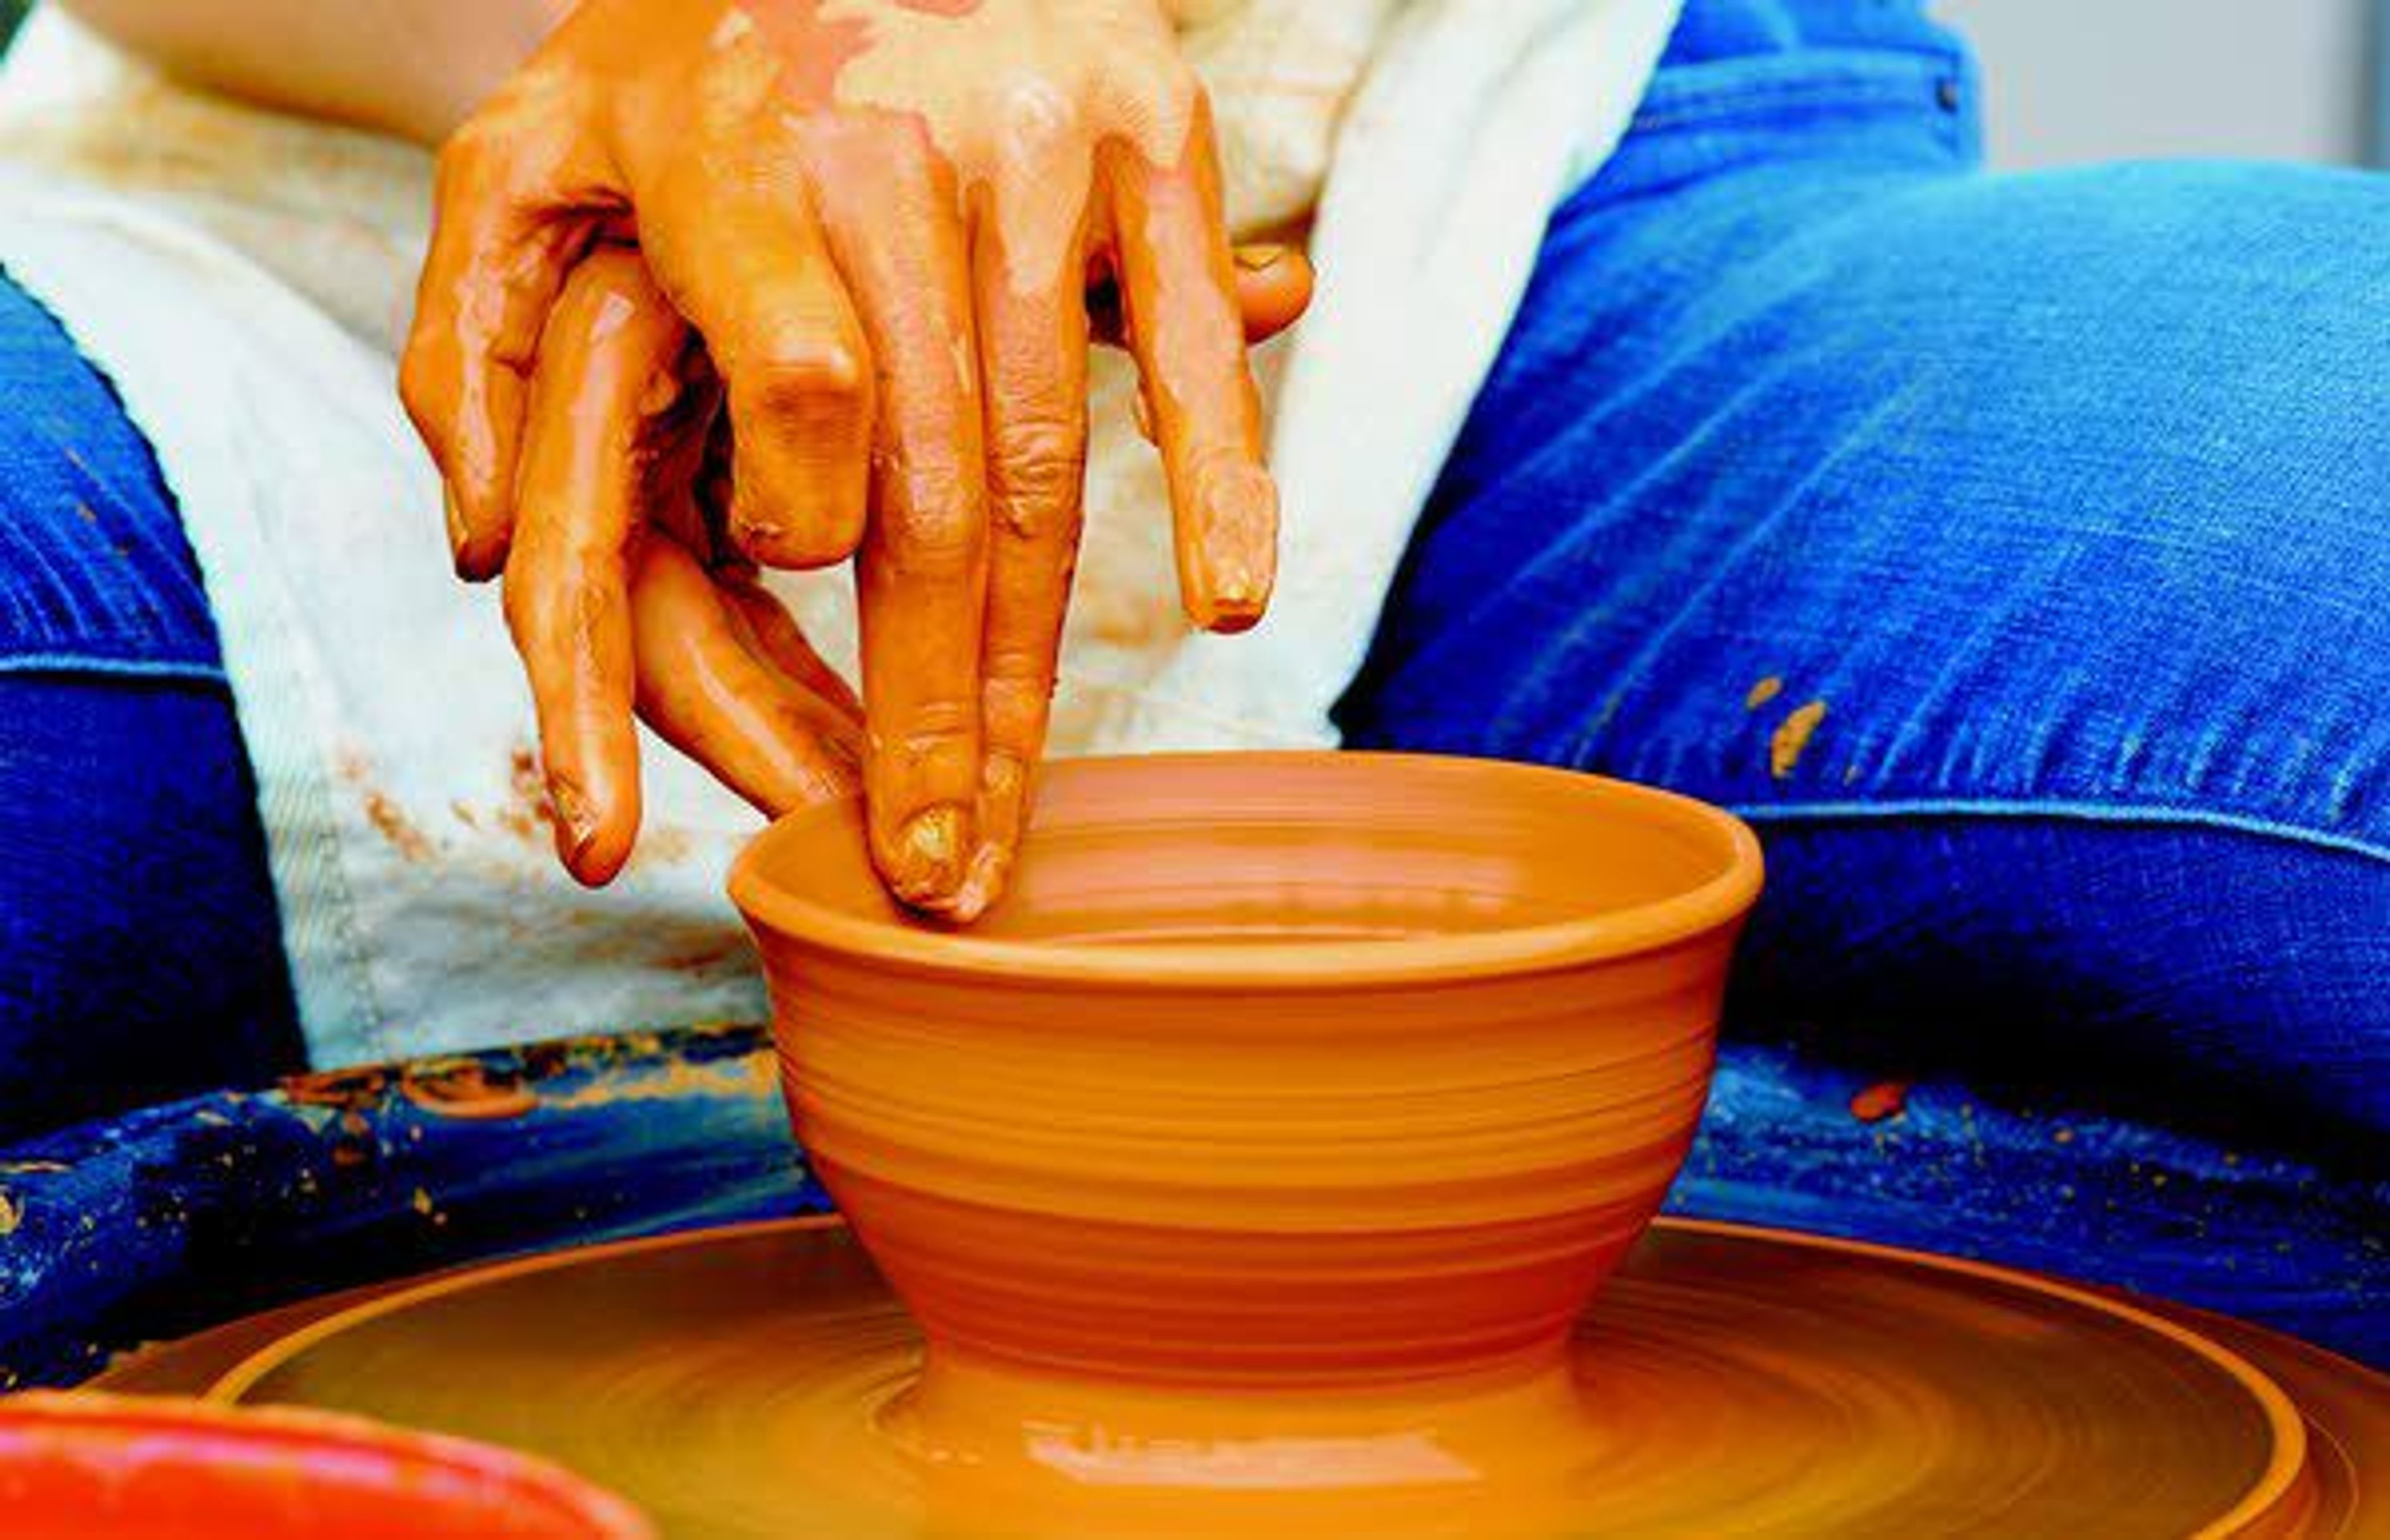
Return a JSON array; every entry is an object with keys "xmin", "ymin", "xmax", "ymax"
[{"xmin": 733, "ymin": 754, "xmax": 1761, "ymax": 1390}]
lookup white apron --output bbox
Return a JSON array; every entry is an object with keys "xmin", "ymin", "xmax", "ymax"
[{"xmin": 0, "ymin": 0, "xmax": 1680, "ymax": 1065}]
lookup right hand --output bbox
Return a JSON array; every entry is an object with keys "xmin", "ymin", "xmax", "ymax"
[{"xmin": 403, "ymin": 0, "xmax": 1312, "ymax": 915}]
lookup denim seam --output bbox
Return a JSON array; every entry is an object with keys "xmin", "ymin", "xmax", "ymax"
[
  {"xmin": 1633, "ymin": 77, "xmax": 1943, "ymax": 133},
  {"xmin": 0, "ymin": 655, "xmax": 228, "ymax": 686},
  {"xmin": 1630, "ymin": 50, "xmax": 1961, "ymax": 129},
  {"xmin": 1727, "ymin": 798, "xmax": 2390, "ymax": 866},
  {"xmin": 1579, "ymin": 53, "xmax": 1973, "ymax": 212}
]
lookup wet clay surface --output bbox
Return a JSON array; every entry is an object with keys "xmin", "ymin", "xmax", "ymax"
[
  {"xmin": 200, "ymin": 1218, "xmax": 2318, "ymax": 1539},
  {"xmin": 732, "ymin": 754, "xmax": 1763, "ymax": 1410}
]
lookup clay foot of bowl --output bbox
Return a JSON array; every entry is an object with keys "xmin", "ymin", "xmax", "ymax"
[{"xmin": 732, "ymin": 753, "xmax": 1763, "ymax": 1526}]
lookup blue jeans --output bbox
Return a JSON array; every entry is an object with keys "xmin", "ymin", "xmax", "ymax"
[
  {"xmin": 1340, "ymin": 1, "xmax": 2390, "ymax": 1157},
  {"xmin": 0, "ymin": 273, "xmax": 300, "ymax": 1141}
]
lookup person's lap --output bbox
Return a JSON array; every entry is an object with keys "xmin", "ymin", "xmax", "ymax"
[
  {"xmin": 1339, "ymin": 16, "xmax": 2390, "ymax": 1158},
  {"xmin": 0, "ymin": 270, "xmax": 300, "ymax": 1142},
  {"xmin": 1, "ymin": 4, "xmax": 2380, "ymax": 1178}
]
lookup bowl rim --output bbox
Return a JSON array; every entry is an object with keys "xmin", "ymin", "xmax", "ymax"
[
  {"xmin": 729, "ymin": 752, "xmax": 1764, "ymax": 990},
  {"xmin": 0, "ymin": 1391, "xmax": 655, "ymax": 1538}
]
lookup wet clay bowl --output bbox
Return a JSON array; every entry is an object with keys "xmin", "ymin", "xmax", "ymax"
[
  {"xmin": 0, "ymin": 1391, "xmax": 652, "ymax": 1539},
  {"xmin": 731, "ymin": 752, "xmax": 1764, "ymax": 1488}
]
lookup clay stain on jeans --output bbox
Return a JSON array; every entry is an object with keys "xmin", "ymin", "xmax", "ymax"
[{"xmin": 1770, "ymin": 699, "xmax": 1829, "ymax": 779}]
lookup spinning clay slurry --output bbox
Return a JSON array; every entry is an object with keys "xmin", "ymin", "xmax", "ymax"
[
  {"xmin": 405, "ymin": 0, "xmax": 1311, "ymax": 914},
  {"xmin": 201, "ymin": 1206, "xmax": 2322, "ymax": 1534}
]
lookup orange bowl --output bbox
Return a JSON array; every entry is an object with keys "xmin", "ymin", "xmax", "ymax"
[
  {"xmin": 0, "ymin": 1392, "xmax": 652, "ymax": 1539},
  {"xmin": 732, "ymin": 752, "xmax": 1763, "ymax": 1408}
]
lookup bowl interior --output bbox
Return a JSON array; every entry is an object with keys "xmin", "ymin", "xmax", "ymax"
[{"xmin": 734, "ymin": 753, "xmax": 1760, "ymax": 980}]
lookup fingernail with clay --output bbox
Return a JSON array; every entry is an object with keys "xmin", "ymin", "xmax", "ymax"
[
  {"xmin": 1234, "ymin": 244, "xmax": 1290, "ymax": 273},
  {"xmin": 892, "ymin": 803, "xmax": 970, "ymax": 904},
  {"xmin": 947, "ymin": 840, "xmax": 1011, "ymax": 925},
  {"xmin": 1195, "ymin": 463, "xmax": 1278, "ymax": 630},
  {"xmin": 550, "ymin": 778, "xmax": 602, "ymax": 869},
  {"xmin": 444, "ymin": 485, "xmax": 492, "ymax": 579}
]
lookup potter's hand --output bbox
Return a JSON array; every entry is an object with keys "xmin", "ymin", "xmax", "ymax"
[
  {"xmin": 403, "ymin": 0, "xmax": 1310, "ymax": 916},
  {"xmin": 507, "ymin": 248, "xmax": 866, "ymax": 884}
]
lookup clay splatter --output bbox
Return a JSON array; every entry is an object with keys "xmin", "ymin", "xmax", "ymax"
[
  {"xmin": 0, "ymin": 1191, "xmax": 21, "ymax": 1235},
  {"xmin": 659, "ymin": 940, "xmax": 744, "ymax": 974},
  {"xmin": 1849, "ymin": 1080, "xmax": 1910, "ymax": 1124},
  {"xmin": 400, "ymin": 1059, "xmax": 539, "ymax": 1121},
  {"xmin": 639, "ymin": 826, "xmax": 696, "ymax": 865},
  {"xmin": 363, "ymin": 790, "xmax": 435, "ymax": 862},
  {"xmin": 1769, "ymin": 700, "xmax": 1828, "ymax": 780},
  {"xmin": 1745, "ymin": 676, "xmax": 1784, "ymax": 711},
  {"xmin": 281, "ymin": 1066, "xmax": 388, "ymax": 1111},
  {"xmin": 500, "ymin": 745, "xmax": 559, "ymax": 844}
]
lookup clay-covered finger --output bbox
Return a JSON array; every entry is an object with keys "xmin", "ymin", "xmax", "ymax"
[
  {"xmin": 718, "ymin": 577, "xmax": 864, "ymax": 724},
  {"xmin": 807, "ymin": 121, "xmax": 991, "ymax": 912},
  {"xmin": 963, "ymin": 198, "xmax": 1095, "ymax": 919},
  {"xmin": 401, "ymin": 105, "xmax": 601, "ymax": 580},
  {"xmin": 629, "ymin": 537, "xmax": 862, "ymax": 813},
  {"xmin": 1089, "ymin": 243, "xmax": 1314, "ymax": 351},
  {"xmin": 1105, "ymin": 94, "xmax": 1278, "ymax": 633},
  {"xmin": 504, "ymin": 248, "xmax": 701, "ymax": 887},
  {"xmin": 1229, "ymin": 243, "xmax": 1314, "ymax": 343},
  {"xmin": 636, "ymin": 159, "xmax": 874, "ymax": 570}
]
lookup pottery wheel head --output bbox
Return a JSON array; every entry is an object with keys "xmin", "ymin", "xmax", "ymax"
[{"xmin": 207, "ymin": 1219, "xmax": 2310, "ymax": 1540}]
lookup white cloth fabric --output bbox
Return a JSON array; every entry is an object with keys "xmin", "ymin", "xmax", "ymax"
[{"xmin": 0, "ymin": 1, "xmax": 1679, "ymax": 1066}]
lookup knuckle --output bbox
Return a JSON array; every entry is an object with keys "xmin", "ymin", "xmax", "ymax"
[
  {"xmin": 993, "ymin": 75, "xmax": 1083, "ymax": 152},
  {"xmin": 743, "ymin": 341, "xmax": 868, "ymax": 414},
  {"xmin": 889, "ymin": 707, "xmax": 977, "ymax": 760},
  {"xmin": 507, "ymin": 567, "xmax": 617, "ymax": 653},
  {"xmin": 433, "ymin": 116, "xmax": 505, "ymax": 194},
  {"xmin": 887, "ymin": 488, "xmax": 981, "ymax": 567},
  {"xmin": 396, "ymin": 346, "xmax": 452, "ymax": 452},
  {"xmin": 979, "ymin": 675, "xmax": 1052, "ymax": 748},
  {"xmin": 1145, "ymin": 57, "xmax": 1207, "ymax": 118},
  {"xmin": 873, "ymin": 114, "xmax": 944, "ymax": 177},
  {"xmin": 990, "ymin": 422, "xmax": 1087, "ymax": 536}
]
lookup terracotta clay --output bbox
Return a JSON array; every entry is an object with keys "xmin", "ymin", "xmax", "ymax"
[
  {"xmin": 721, "ymin": 754, "xmax": 1767, "ymax": 1506},
  {"xmin": 405, "ymin": 0, "xmax": 1314, "ymax": 914},
  {"xmin": 196, "ymin": 1220, "xmax": 2323, "ymax": 1536},
  {"xmin": 0, "ymin": 1391, "xmax": 652, "ymax": 1539}
]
